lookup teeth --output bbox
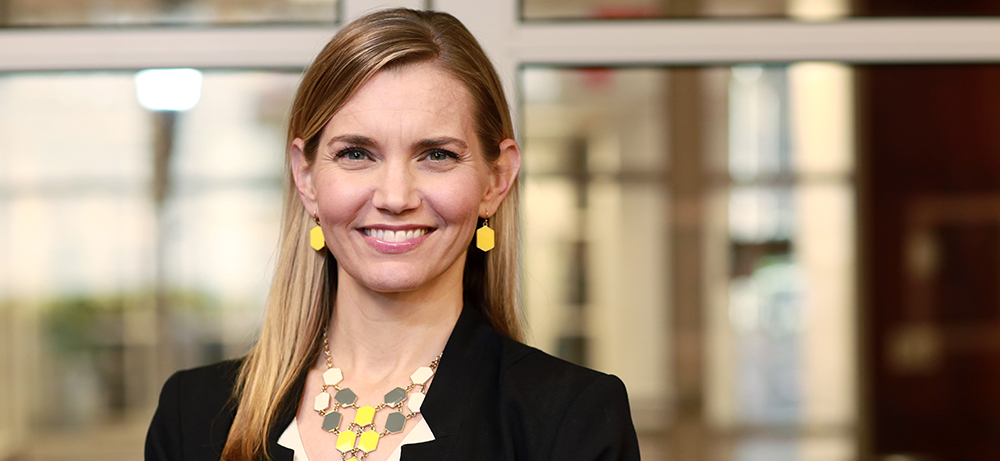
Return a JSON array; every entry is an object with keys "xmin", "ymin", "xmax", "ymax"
[{"xmin": 365, "ymin": 228, "xmax": 427, "ymax": 242}]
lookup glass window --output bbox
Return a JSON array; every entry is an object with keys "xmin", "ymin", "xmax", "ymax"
[
  {"xmin": 2, "ymin": 0, "xmax": 337, "ymax": 26},
  {"xmin": 522, "ymin": 68, "xmax": 672, "ymax": 432},
  {"xmin": 0, "ymin": 69, "xmax": 298, "ymax": 459},
  {"xmin": 521, "ymin": 63, "xmax": 856, "ymax": 459}
]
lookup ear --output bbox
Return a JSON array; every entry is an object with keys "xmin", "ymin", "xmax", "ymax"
[
  {"xmin": 480, "ymin": 138, "xmax": 521, "ymax": 217},
  {"xmin": 290, "ymin": 137, "xmax": 319, "ymax": 217}
]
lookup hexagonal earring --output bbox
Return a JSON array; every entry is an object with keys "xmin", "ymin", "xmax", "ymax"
[
  {"xmin": 476, "ymin": 217, "xmax": 495, "ymax": 252},
  {"xmin": 310, "ymin": 211, "xmax": 326, "ymax": 252}
]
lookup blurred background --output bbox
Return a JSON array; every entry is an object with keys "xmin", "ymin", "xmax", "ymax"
[{"xmin": 1, "ymin": 0, "xmax": 999, "ymax": 460}]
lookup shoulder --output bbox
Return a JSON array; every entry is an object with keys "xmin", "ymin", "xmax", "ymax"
[
  {"xmin": 492, "ymin": 336, "xmax": 641, "ymax": 460},
  {"xmin": 167, "ymin": 359, "xmax": 242, "ymax": 392},
  {"xmin": 497, "ymin": 337, "xmax": 617, "ymax": 401},
  {"xmin": 145, "ymin": 359, "xmax": 243, "ymax": 461},
  {"xmin": 160, "ymin": 359, "xmax": 242, "ymax": 419}
]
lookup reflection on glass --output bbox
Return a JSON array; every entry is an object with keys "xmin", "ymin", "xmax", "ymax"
[
  {"xmin": 0, "ymin": 70, "xmax": 298, "ymax": 459},
  {"xmin": 3, "ymin": 0, "xmax": 336, "ymax": 26}
]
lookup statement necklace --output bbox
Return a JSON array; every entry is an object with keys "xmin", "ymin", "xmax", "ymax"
[{"xmin": 313, "ymin": 334, "xmax": 441, "ymax": 461}]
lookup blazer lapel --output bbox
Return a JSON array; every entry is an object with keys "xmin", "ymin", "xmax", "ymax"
[
  {"xmin": 266, "ymin": 367, "xmax": 309, "ymax": 461},
  {"xmin": 400, "ymin": 306, "xmax": 496, "ymax": 461},
  {"xmin": 269, "ymin": 443, "xmax": 295, "ymax": 461}
]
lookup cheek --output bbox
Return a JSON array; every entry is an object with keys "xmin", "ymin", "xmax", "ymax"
[
  {"xmin": 315, "ymin": 174, "xmax": 369, "ymax": 225},
  {"xmin": 424, "ymin": 175, "xmax": 485, "ymax": 224}
]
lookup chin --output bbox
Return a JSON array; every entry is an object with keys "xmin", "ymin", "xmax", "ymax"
[
  {"xmin": 358, "ymin": 271, "xmax": 431, "ymax": 294},
  {"xmin": 337, "ymin": 257, "xmax": 465, "ymax": 296}
]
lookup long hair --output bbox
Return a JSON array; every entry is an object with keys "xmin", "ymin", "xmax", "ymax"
[{"xmin": 221, "ymin": 8, "xmax": 523, "ymax": 460}]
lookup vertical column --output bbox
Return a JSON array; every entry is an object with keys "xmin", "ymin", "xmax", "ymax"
[
  {"xmin": 670, "ymin": 68, "xmax": 708, "ymax": 461},
  {"xmin": 559, "ymin": 138, "xmax": 590, "ymax": 366},
  {"xmin": 152, "ymin": 110, "xmax": 176, "ymax": 382}
]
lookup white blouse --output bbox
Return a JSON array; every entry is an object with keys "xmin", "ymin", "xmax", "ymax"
[{"xmin": 277, "ymin": 416, "xmax": 435, "ymax": 461}]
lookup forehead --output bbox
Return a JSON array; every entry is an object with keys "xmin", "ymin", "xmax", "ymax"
[{"xmin": 326, "ymin": 63, "xmax": 474, "ymax": 131}]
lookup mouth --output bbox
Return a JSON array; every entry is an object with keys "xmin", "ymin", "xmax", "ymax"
[{"xmin": 361, "ymin": 227, "xmax": 433, "ymax": 243}]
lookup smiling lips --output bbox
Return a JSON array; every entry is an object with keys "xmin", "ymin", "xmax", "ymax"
[{"xmin": 360, "ymin": 227, "xmax": 433, "ymax": 254}]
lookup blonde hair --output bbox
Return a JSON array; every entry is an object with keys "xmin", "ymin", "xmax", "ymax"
[{"xmin": 221, "ymin": 8, "xmax": 523, "ymax": 460}]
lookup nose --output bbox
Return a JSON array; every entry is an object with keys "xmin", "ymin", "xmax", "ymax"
[{"xmin": 372, "ymin": 158, "xmax": 420, "ymax": 214}]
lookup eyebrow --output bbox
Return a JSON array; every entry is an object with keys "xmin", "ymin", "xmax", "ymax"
[
  {"xmin": 327, "ymin": 135, "xmax": 470, "ymax": 151},
  {"xmin": 327, "ymin": 134, "xmax": 377, "ymax": 149},
  {"xmin": 415, "ymin": 137, "xmax": 469, "ymax": 150}
]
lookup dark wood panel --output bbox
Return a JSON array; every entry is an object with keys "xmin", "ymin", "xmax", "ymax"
[{"xmin": 861, "ymin": 63, "xmax": 1000, "ymax": 459}]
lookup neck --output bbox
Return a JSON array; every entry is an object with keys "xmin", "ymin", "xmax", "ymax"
[{"xmin": 325, "ymin": 267, "xmax": 462, "ymax": 384}]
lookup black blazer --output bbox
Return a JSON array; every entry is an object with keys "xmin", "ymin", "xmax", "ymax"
[{"xmin": 146, "ymin": 306, "xmax": 641, "ymax": 460}]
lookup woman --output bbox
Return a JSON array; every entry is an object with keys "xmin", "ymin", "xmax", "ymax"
[{"xmin": 146, "ymin": 8, "xmax": 640, "ymax": 461}]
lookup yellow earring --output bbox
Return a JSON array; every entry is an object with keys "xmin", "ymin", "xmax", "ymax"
[
  {"xmin": 310, "ymin": 211, "xmax": 325, "ymax": 251},
  {"xmin": 476, "ymin": 217, "xmax": 495, "ymax": 252}
]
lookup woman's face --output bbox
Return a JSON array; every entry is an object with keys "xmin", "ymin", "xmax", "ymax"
[{"xmin": 292, "ymin": 63, "xmax": 519, "ymax": 295}]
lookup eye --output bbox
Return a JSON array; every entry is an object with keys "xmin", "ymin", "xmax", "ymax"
[
  {"xmin": 424, "ymin": 149, "xmax": 459, "ymax": 161},
  {"xmin": 335, "ymin": 147, "xmax": 371, "ymax": 161}
]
